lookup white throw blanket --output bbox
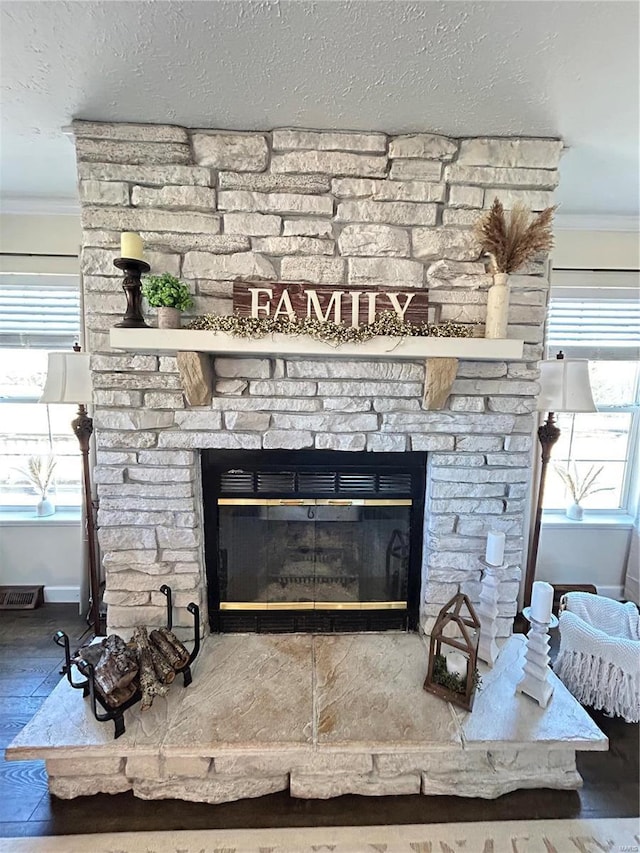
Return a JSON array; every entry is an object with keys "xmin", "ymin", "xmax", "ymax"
[{"xmin": 555, "ymin": 593, "xmax": 640, "ymax": 723}]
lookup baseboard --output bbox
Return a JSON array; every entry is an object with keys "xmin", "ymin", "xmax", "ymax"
[
  {"xmin": 44, "ymin": 585, "xmax": 80, "ymax": 603},
  {"xmin": 595, "ymin": 584, "xmax": 624, "ymax": 601}
]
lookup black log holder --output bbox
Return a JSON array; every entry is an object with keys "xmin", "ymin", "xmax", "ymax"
[{"xmin": 54, "ymin": 585, "xmax": 200, "ymax": 739}]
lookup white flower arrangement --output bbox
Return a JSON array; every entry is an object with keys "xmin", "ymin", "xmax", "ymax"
[
  {"xmin": 554, "ymin": 463, "xmax": 613, "ymax": 506},
  {"xmin": 18, "ymin": 455, "xmax": 57, "ymax": 499}
]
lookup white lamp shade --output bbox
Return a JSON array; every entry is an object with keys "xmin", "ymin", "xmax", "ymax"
[
  {"xmin": 40, "ymin": 352, "xmax": 92, "ymax": 404},
  {"xmin": 536, "ymin": 358, "xmax": 597, "ymax": 413}
]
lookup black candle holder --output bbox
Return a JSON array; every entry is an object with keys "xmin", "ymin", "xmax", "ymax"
[{"xmin": 113, "ymin": 257, "xmax": 151, "ymax": 328}]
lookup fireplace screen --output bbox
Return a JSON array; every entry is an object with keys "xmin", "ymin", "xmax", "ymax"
[
  {"xmin": 218, "ymin": 499, "xmax": 411, "ymax": 609},
  {"xmin": 202, "ymin": 450, "xmax": 425, "ymax": 633}
]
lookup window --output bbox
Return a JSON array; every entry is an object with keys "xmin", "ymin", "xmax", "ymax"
[
  {"xmin": 0, "ymin": 274, "xmax": 82, "ymax": 510},
  {"xmin": 543, "ymin": 271, "xmax": 640, "ymax": 514}
]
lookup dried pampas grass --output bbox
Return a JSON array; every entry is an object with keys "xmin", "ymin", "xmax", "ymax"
[
  {"xmin": 554, "ymin": 464, "xmax": 613, "ymax": 505},
  {"xmin": 475, "ymin": 198, "xmax": 557, "ymax": 274},
  {"xmin": 19, "ymin": 455, "xmax": 57, "ymax": 498}
]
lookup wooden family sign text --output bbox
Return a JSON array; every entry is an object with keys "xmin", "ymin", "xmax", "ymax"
[{"xmin": 233, "ymin": 281, "xmax": 429, "ymax": 327}]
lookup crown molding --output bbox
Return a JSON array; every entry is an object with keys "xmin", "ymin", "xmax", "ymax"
[
  {"xmin": 554, "ymin": 214, "xmax": 639, "ymax": 232},
  {"xmin": 1, "ymin": 196, "xmax": 80, "ymax": 216}
]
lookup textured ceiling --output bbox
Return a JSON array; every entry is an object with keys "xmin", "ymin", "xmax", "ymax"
[{"xmin": 1, "ymin": 0, "xmax": 638, "ymax": 217}]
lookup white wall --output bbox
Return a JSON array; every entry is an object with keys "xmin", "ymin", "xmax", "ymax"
[
  {"xmin": 624, "ymin": 510, "xmax": 640, "ymax": 604},
  {"xmin": 537, "ymin": 224, "xmax": 639, "ymax": 598},
  {"xmin": 1, "ymin": 210, "xmax": 83, "ymax": 603},
  {"xmin": 0, "ymin": 517, "xmax": 83, "ymax": 602},
  {"xmin": 553, "ymin": 227, "xmax": 640, "ymax": 270},
  {"xmin": 0, "ymin": 212, "xmax": 81, "ymax": 257},
  {"xmin": 537, "ymin": 520, "xmax": 633, "ymax": 599}
]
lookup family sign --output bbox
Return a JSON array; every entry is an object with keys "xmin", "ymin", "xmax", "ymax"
[{"xmin": 233, "ymin": 282, "xmax": 429, "ymax": 327}]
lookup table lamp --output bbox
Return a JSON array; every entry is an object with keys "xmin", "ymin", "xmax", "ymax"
[
  {"xmin": 40, "ymin": 345, "xmax": 102, "ymax": 635},
  {"xmin": 523, "ymin": 351, "xmax": 597, "ymax": 608}
]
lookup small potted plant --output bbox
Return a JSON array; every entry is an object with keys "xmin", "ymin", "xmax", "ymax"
[
  {"xmin": 141, "ymin": 273, "xmax": 193, "ymax": 329},
  {"xmin": 554, "ymin": 463, "xmax": 613, "ymax": 520}
]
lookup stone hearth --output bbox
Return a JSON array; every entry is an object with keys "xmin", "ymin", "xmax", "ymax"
[{"xmin": 7, "ymin": 635, "xmax": 606, "ymax": 801}]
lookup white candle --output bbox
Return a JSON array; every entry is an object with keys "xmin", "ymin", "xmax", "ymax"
[
  {"xmin": 120, "ymin": 231, "xmax": 144, "ymax": 261},
  {"xmin": 485, "ymin": 530, "xmax": 505, "ymax": 566},
  {"xmin": 530, "ymin": 581, "xmax": 554, "ymax": 623},
  {"xmin": 445, "ymin": 651, "xmax": 468, "ymax": 678}
]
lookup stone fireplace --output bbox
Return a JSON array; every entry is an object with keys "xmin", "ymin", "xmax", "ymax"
[
  {"xmin": 73, "ymin": 121, "xmax": 562, "ymax": 641},
  {"xmin": 7, "ymin": 124, "xmax": 611, "ymax": 804}
]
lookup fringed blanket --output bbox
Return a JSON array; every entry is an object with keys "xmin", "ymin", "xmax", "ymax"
[{"xmin": 556, "ymin": 594, "xmax": 640, "ymax": 723}]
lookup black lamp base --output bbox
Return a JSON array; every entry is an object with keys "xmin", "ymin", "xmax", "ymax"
[{"xmin": 522, "ymin": 412, "xmax": 562, "ymax": 609}]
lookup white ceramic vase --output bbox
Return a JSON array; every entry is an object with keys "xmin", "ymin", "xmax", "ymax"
[
  {"xmin": 157, "ymin": 306, "xmax": 182, "ymax": 329},
  {"xmin": 485, "ymin": 272, "xmax": 510, "ymax": 339},
  {"xmin": 566, "ymin": 502, "xmax": 584, "ymax": 521},
  {"xmin": 36, "ymin": 496, "xmax": 55, "ymax": 517}
]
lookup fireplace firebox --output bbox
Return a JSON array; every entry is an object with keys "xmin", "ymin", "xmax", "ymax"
[{"xmin": 202, "ymin": 450, "xmax": 426, "ymax": 633}]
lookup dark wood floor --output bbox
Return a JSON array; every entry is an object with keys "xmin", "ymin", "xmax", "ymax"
[{"xmin": 1, "ymin": 604, "xmax": 638, "ymax": 838}]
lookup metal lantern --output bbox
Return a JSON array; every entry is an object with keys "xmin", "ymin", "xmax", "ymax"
[{"xmin": 423, "ymin": 592, "xmax": 481, "ymax": 711}]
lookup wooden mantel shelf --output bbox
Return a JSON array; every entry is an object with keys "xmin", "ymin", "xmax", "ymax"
[
  {"xmin": 109, "ymin": 328, "xmax": 524, "ymax": 410},
  {"xmin": 109, "ymin": 328, "xmax": 524, "ymax": 362}
]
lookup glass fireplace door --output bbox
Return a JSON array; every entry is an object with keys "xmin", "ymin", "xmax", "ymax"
[{"xmin": 217, "ymin": 498, "xmax": 411, "ymax": 611}]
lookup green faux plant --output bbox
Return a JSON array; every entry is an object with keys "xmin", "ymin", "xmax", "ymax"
[
  {"xmin": 142, "ymin": 273, "xmax": 193, "ymax": 311},
  {"xmin": 432, "ymin": 654, "xmax": 482, "ymax": 695}
]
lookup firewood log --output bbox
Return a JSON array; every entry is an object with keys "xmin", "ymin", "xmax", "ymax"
[
  {"xmin": 103, "ymin": 681, "xmax": 137, "ymax": 709},
  {"xmin": 132, "ymin": 627, "xmax": 168, "ymax": 711},
  {"xmin": 149, "ymin": 629, "xmax": 184, "ymax": 669},
  {"xmin": 158, "ymin": 626, "xmax": 190, "ymax": 667},
  {"xmin": 93, "ymin": 634, "xmax": 139, "ymax": 696},
  {"xmin": 150, "ymin": 645, "xmax": 176, "ymax": 685},
  {"xmin": 73, "ymin": 639, "xmax": 138, "ymax": 708},
  {"xmin": 73, "ymin": 639, "xmax": 106, "ymax": 671}
]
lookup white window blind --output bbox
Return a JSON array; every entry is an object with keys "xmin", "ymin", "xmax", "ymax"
[
  {"xmin": 0, "ymin": 274, "xmax": 81, "ymax": 349},
  {"xmin": 548, "ymin": 270, "xmax": 640, "ymax": 360}
]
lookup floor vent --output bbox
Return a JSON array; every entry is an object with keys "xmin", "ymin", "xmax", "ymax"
[{"xmin": 0, "ymin": 586, "xmax": 44, "ymax": 610}]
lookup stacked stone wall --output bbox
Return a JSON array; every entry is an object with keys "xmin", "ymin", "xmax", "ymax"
[{"xmin": 72, "ymin": 122, "xmax": 561, "ymax": 636}]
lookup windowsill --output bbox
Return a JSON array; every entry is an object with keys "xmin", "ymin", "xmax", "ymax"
[
  {"xmin": 542, "ymin": 510, "xmax": 635, "ymax": 530},
  {"xmin": 0, "ymin": 508, "xmax": 81, "ymax": 526}
]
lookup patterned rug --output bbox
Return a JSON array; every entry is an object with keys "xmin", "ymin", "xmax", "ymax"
[{"xmin": 1, "ymin": 817, "xmax": 638, "ymax": 852}]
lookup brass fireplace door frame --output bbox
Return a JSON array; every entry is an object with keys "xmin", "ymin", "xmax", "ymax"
[{"xmin": 217, "ymin": 497, "xmax": 411, "ymax": 611}]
